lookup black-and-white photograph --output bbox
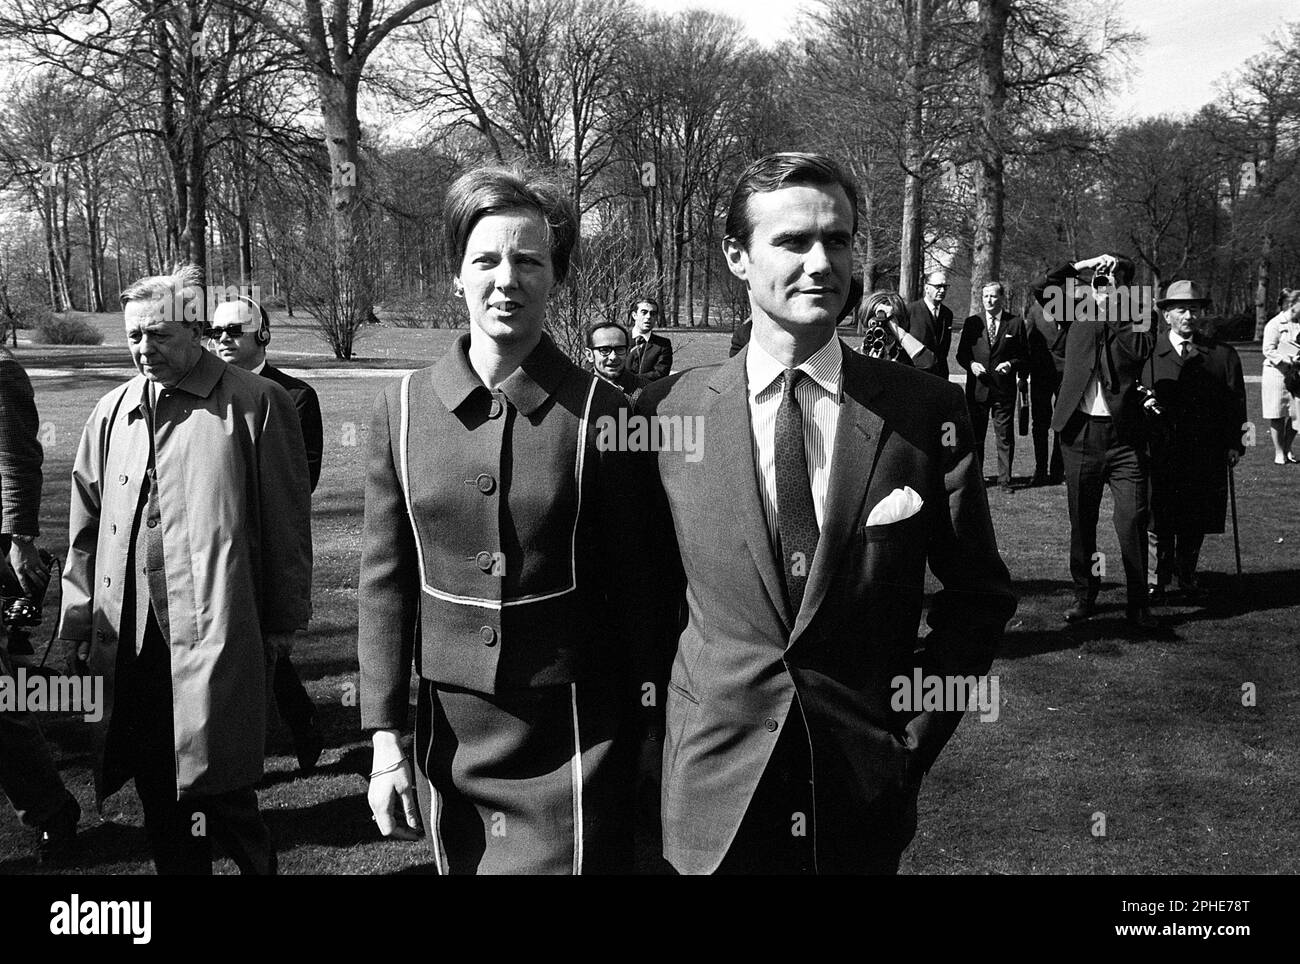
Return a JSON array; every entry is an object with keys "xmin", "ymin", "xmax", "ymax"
[{"xmin": 0, "ymin": 0, "xmax": 1293, "ymax": 936}]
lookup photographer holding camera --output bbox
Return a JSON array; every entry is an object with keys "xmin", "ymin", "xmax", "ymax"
[
  {"xmin": 1033, "ymin": 253, "xmax": 1158, "ymax": 631},
  {"xmin": 0, "ymin": 346, "xmax": 80, "ymax": 862}
]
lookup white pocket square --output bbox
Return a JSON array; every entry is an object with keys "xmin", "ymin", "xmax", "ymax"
[{"xmin": 865, "ymin": 486, "xmax": 924, "ymax": 527}]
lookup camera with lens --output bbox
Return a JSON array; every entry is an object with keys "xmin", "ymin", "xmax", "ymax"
[{"xmin": 1, "ymin": 546, "xmax": 54, "ymax": 632}]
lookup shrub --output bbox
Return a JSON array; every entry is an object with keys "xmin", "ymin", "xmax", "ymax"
[
  {"xmin": 381, "ymin": 291, "xmax": 467, "ymax": 329},
  {"xmin": 31, "ymin": 312, "xmax": 104, "ymax": 345}
]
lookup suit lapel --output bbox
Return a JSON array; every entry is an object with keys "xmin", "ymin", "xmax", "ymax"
[
  {"xmin": 791, "ymin": 348, "xmax": 886, "ymax": 645},
  {"xmin": 706, "ymin": 351, "xmax": 792, "ymax": 629}
]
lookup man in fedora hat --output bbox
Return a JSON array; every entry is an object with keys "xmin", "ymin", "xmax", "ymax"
[{"xmin": 1140, "ymin": 280, "xmax": 1246, "ymax": 602}]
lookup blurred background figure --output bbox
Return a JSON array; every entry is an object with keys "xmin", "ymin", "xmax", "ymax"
[{"xmin": 1261, "ymin": 288, "xmax": 1300, "ymax": 465}]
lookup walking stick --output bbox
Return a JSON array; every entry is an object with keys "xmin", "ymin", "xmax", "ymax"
[{"xmin": 1228, "ymin": 461, "xmax": 1243, "ymax": 602}]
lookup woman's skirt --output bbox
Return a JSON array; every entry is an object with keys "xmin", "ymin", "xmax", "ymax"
[
  {"xmin": 1261, "ymin": 365, "xmax": 1298, "ymax": 421},
  {"xmin": 413, "ymin": 677, "xmax": 632, "ymax": 874}
]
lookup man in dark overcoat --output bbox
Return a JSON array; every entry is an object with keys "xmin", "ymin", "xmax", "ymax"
[{"xmin": 1141, "ymin": 281, "xmax": 1247, "ymax": 601}]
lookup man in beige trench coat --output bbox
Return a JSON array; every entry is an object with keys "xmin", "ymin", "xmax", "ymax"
[{"xmin": 58, "ymin": 265, "xmax": 312, "ymax": 874}]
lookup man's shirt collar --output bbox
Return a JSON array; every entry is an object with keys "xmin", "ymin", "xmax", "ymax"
[{"xmin": 746, "ymin": 330, "xmax": 843, "ymax": 401}]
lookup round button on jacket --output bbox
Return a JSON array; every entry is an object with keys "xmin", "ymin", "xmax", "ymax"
[
  {"xmin": 475, "ymin": 473, "xmax": 496, "ymax": 495},
  {"xmin": 479, "ymin": 625, "xmax": 497, "ymax": 646},
  {"xmin": 475, "ymin": 550, "xmax": 495, "ymax": 572},
  {"xmin": 764, "ymin": 718, "xmax": 779, "ymax": 732},
  {"xmin": 488, "ymin": 397, "xmax": 504, "ymax": 419}
]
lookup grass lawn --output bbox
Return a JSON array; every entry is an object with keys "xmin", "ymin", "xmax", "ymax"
[{"xmin": 2, "ymin": 322, "xmax": 1296, "ymax": 875}]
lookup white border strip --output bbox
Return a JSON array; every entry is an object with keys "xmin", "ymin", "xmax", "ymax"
[{"xmin": 569, "ymin": 682, "xmax": 585, "ymax": 875}]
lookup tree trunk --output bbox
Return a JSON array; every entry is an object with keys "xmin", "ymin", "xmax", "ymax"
[
  {"xmin": 318, "ymin": 70, "xmax": 369, "ymax": 359},
  {"xmin": 1254, "ymin": 232, "xmax": 1272, "ymax": 340},
  {"xmin": 898, "ymin": 0, "xmax": 930, "ymax": 302},
  {"xmin": 969, "ymin": 0, "xmax": 1010, "ymax": 318}
]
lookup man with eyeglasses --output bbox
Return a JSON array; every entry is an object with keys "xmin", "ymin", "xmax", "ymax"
[
  {"xmin": 585, "ymin": 321, "xmax": 647, "ymax": 401},
  {"xmin": 904, "ymin": 270, "xmax": 954, "ymax": 380},
  {"xmin": 207, "ymin": 297, "xmax": 324, "ymax": 773}
]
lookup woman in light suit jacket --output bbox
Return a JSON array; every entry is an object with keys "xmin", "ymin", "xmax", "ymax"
[{"xmin": 1261, "ymin": 288, "xmax": 1300, "ymax": 464}]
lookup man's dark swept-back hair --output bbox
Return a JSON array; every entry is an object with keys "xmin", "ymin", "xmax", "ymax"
[{"xmin": 724, "ymin": 152, "xmax": 860, "ymax": 249}]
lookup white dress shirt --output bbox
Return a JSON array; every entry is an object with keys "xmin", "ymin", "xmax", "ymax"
[
  {"xmin": 746, "ymin": 334, "xmax": 843, "ymax": 548},
  {"xmin": 1168, "ymin": 329, "xmax": 1191, "ymax": 357}
]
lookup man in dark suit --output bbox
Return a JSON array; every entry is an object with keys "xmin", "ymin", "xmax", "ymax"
[
  {"xmin": 956, "ymin": 282, "xmax": 1029, "ymax": 488},
  {"xmin": 627, "ymin": 297, "xmax": 673, "ymax": 380},
  {"xmin": 1038, "ymin": 253, "xmax": 1157, "ymax": 630},
  {"xmin": 208, "ymin": 297, "xmax": 324, "ymax": 771},
  {"xmin": 1141, "ymin": 281, "xmax": 1247, "ymax": 602},
  {"xmin": 637, "ymin": 152, "xmax": 1016, "ymax": 875},
  {"xmin": 1024, "ymin": 298, "xmax": 1067, "ymax": 485},
  {"xmin": 905, "ymin": 271, "xmax": 954, "ymax": 379}
]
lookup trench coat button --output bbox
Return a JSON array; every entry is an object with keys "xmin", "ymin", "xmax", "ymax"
[
  {"xmin": 476, "ymin": 473, "xmax": 496, "ymax": 495},
  {"xmin": 764, "ymin": 717, "xmax": 778, "ymax": 732},
  {"xmin": 488, "ymin": 398, "xmax": 504, "ymax": 419},
  {"xmin": 118, "ymin": 474, "xmax": 128, "ymax": 484},
  {"xmin": 147, "ymin": 518, "xmax": 159, "ymax": 528},
  {"xmin": 479, "ymin": 625, "xmax": 497, "ymax": 646},
  {"xmin": 475, "ymin": 550, "xmax": 495, "ymax": 572},
  {"xmin": 102, "ymin": 576, "xmax": 111, "ymax": 587},
  {"xmin": 110, "ymin": 524, "xmax": 117, "ymax": 534}
]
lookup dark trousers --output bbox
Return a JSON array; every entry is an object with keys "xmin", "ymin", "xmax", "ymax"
[
  {"xmin": 970, "ymin": 396, "xmax": 1016, "ymax": 483},
  {"xmin": 272, "ymin": 653, "xmax": 317, "ymax": 741},
  {"xmin": 121, "ymin": 610, "xmax": 276, "ymax": 875},
  {"xmin": 1152, "ymin": 531, "xmax": 1206, "ymax": 587},
  {"xmin": 715, "ymin": 711, "xmax": 816, "ymax": 875},
  {"xmin": 1061, "ymin": 415, "xmax": 1150, "ymax": 610},
  {"xmin": 0, "ymin": 637, "xmax": 76, "ymax": 829},
  {"xmin": 1031, "ymin": 369, "xmax": 1064, "ymax": 479}
]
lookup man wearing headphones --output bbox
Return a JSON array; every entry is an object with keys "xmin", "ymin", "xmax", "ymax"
[{"xmin": 208, "ymin": 297, "xmax": 324, "ymax": 772}]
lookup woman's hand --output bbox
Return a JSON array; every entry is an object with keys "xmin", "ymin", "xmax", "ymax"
[{"xmin": 368, "ymin": 729, "xmax": 423, "ymax": 840}]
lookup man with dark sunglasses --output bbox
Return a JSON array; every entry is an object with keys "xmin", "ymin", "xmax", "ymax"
[{"xmin": 208, "ymin": 298, "xmax": 324, "ymax": 772}]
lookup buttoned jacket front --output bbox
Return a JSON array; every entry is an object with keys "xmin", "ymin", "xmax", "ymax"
[
  {"xmin": 59, "ymin": 349, "xmax": 313, "ymax": 802},
  {"xmin": 358, "ymin": 333, "xmax": 647, "ymax": 731}
]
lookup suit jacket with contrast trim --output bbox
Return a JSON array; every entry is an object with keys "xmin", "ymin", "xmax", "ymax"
[
  {"xmin": 358, "ymin": 333, "xmax": 652, "ymax": 730},
  {"xmin": 636, "ymin": 340, "xmax": 1017, "ymax": 874}
]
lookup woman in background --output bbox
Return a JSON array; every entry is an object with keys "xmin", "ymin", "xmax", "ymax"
[
  {"xmin": 855, "ymin": 290, "xmax": 935, "ymax": 369},
  {"xmin": 1261, "ymin": 288, "xmax": 1300, "ymax": 464}
]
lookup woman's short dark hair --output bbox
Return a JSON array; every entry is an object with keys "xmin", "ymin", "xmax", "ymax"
[
  {"xmin": 724, "ymin": 152, "xmax": 860, "ymax": 250},
  {"xmin": 444, "ymin": 167, "xmax": 579, "ymax": 284},
  {"xmin": 857, "ymin": 290, "xmax": 907, "ymax": 328}
]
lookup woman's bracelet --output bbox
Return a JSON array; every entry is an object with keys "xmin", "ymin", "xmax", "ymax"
[{"xmin": 369, "ymin": 757, "xmax": 409, "ymax": 780}]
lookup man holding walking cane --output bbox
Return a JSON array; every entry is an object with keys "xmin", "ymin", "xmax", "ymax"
[{"xmin": 1140, "ymin": 281, "xmax": 1247, "ymax": 604}]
